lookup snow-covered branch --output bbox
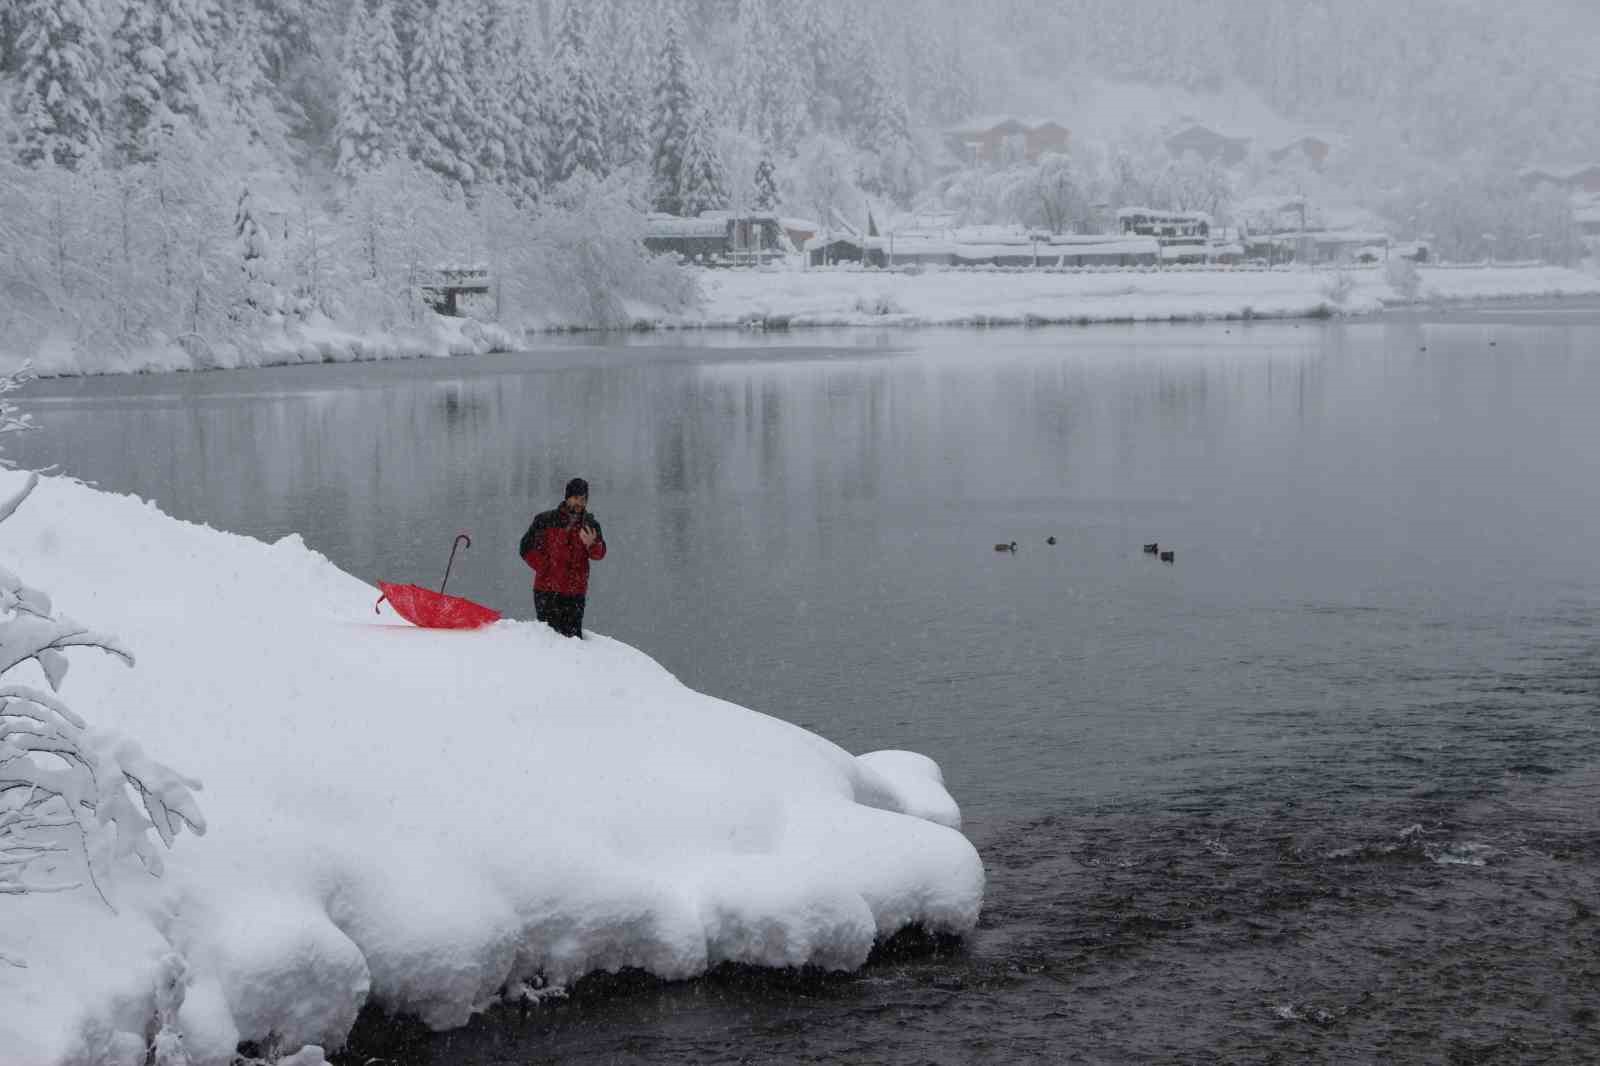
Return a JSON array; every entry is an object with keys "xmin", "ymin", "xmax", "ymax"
[{"xmin": 0, "ymin": 439, "xmax": 204, "ymax": 924}]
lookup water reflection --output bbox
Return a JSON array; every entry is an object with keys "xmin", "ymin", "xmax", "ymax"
[{"xmin": 11, "ymin": 317, "xmax": 1600, "ymax": 822}]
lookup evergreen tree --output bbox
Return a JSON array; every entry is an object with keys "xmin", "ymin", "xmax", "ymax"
[
  {"xmin": 335, "ymin": 0, "xmax": 407, "ymax": 177},
  {"xmin": 234, "ymin": 185, "xmax": 268, "ymax": 313},
  {"xmin": 593, "ymin": 0, "xmax": 653, "ymax": 170},
  {"xmin": 11, "ymin": 0, "xmax": 104, "ymax": 169},
  {"xmin": 501, "ymin": 16, "xmax": 551, "ymax": 206},
  {"xmin": 253, "ymin": 0, "xmax": 315, "ymax": 81},
  {"xmin": 549, "ymin": 0, "xmax": 606, "ymax": 183},
  {"xmin": 752, "ymin": 155, "xmax": 778, "ymax": 211},
  {"xmin": 650, "ymin": 11, "xmax": 696, "ymax": 215},
  {"xmin": 858, "ymin": 68, "xmax": 919, "ymax": 203},
  {"xmin": 209, "ymin": 5, "xmax": 292, "ymax": 157},
  {"xmin": 733, "ymin": 0, "xmax": 805, "ymax": 150},
  {"xmin": 678, "ymin": 105, "xmax": 728, "ymax": 216},
  {"xmin": 108, "ymin": 0, "xmax": 209, "ymax": 161},
  {"xmin": 464, "ymin": 0, "xmax": 527, "ymax": 194},
  {"xmin": 406, "ymin": 0, "xmax": 476, "ymax": 189}
]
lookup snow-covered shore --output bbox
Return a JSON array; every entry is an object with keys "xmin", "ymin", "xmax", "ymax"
[
  {"xmin": 0, "ymin": 471, "xmax": 984, "ymax": 1065},
  {"xmin": 4, "ymin": 264, "xmax": 1598, "ymax": 379},
  {"xmin": 679, "ymin": 263, "xmax": 1600, "ymax": 329},
  {"xmin": 13, "ymin": 314, "xmax": 523, "ymax": 379}
]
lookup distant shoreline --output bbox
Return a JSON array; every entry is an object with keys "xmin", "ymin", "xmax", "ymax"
[{"xmin": 6, "ymin": 265, "xmax": 1598, "ymax": 378}]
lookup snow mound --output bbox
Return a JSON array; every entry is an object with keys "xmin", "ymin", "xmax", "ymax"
[
  {"xmin": 0, "ymin": 472, "xmax": 984, "ymax": 1064},
  {"xmin": 855, "ymin": 751, "xmax": 964, "ymax": 829}
]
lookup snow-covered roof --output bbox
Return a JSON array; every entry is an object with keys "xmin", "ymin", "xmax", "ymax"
[
  {"xmin": 1271, "ymin": 131, "xmax": 1346, "ymax": 151},
  {"xmin": 1117, "ymin": 207, "xmax": 1214, "ymax": 225},
  {"xmin": 944, "ymin": 115, "xmax": 1070, "ymax": 136},
  {"xmin": 1288, "ymin": 231, "xmax": 1391, "ymax": 244},
  {"xmin": 644, "ymin": 217, "xmax": 729, "ymax": 239},
  {"xmin": 1164, "ymin": 122, "xmax": 1252, "ymax": 146}
]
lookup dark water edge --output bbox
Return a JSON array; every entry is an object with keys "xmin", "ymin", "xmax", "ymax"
[
  {"xmin": 329, "ymin": 738, "xmax": 1600, "ymax": 1063},
  {"xmin": 333, "ymin": 764, "xmax": 1600, "ymax": 1066}
]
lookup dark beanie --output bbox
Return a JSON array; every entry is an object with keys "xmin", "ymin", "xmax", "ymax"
[{"xmin": 564, "ymin": 477, "xmax": 589, "ymax": 499}]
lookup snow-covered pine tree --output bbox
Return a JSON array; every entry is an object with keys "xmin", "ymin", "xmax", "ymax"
[
  {"xmin": 650, "ymin": 10, "xmax": 695, "ymax": 215},
  {"xmin": 108, "ymin": 0, "xmax": 210, "ymax": 162},
  {"xmin": 549, "ymin": 0, "xmax": 606, "ymax": 184},
  {"xmin": 592, "ymin": 0, "xmax": 653, "ymax": 171},
  {"xmin": 752, "ymin": 155, "xmax": 778, "ymax": 211},
  {"xmin": 0, "ymin": 467, "xmax": 205, "ymax": 931},
  {"xmin": 208, "ymin": 5, "xmax": 294, "ymax": 164},
  {"xmin": 335, "ymin": 0, "xmax": 407, "ymax": 178},
  {"xmin": 463, "ymin": 0, "xmax": 526, "ymax": 196},
  {"xmin": 253, "ymin": 0, "xmax": 315, "ymax": 82},
  {"xmin": 500, "ymin": 11, "xmax": 551, "ymax": 207},
  {"xmin": 784, "ymin": 0, "xmax": 836, "ymax": 132},
  {"xmin": 678, "ymin": 105, "xmax": 729, "ymax": 216},
  {"xmin": 233, "ymin": 185, "xmax": 267, "ymax": 315},
  {"xmin": 406, "ymin": 0, "xmax": 476, "ymax": 190},
  {"xmin": 11, "ymin": 0, "xmax": 104, "ymax": 170},
  {"xmin": 733, "ymin": 0, "xmax": 805, "ymax": 151},
  {"xmin": 857, "ymin": 68, "xmax": 919, "ymax": 204}
]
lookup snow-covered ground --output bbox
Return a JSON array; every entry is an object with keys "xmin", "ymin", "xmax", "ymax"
[
  {"xmin": 12, "ymin": 314, "xmax": 521, "ymax": 379},
  {"xmin": 0, "ymin": 471, "xmax": 983, "ymax": 1065},
  {"xmin": 679, "ymin": 264, "xmax": 1600, "ymax": 330}
]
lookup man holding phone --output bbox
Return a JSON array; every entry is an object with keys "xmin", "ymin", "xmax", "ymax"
[{"xmin": 519, "ymin": 477, "xmax": 607, "ymax": 638}]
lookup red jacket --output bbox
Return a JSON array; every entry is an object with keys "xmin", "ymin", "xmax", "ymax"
[{"xmin": 519, "ymin": 504, "xmax": 606, "ymax": 596}]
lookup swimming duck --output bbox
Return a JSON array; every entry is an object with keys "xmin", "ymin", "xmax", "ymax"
[
  {"xmin": 1142, "ymin": 543, "xmax": 1159, "ymax": 554},
  {"xmin": 1160, "ymin": 550, "xmax": 1175, "ymax": 563},
  {"xmin": 994, "ymin": 542, "xmax": 1017, "ymax": 553},
  {"xmin": 1046, "ymin": 536, "xmax": 1057, "ymax": 545}
]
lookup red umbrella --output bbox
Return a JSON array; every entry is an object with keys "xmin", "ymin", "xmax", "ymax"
[{"xmin": 375, "ymin": 534, "xmax": 502, "ymax": 630}]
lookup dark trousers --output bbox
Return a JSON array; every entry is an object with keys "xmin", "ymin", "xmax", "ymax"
[{"xmin": 534, "ymin": 591, "xmax": 585, "ymax": 638}]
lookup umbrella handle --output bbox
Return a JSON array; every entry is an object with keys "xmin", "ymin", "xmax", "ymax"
[
  {"xmin": 375, "ymin": 592, "xmax": 387, "ymax": 615},
  {"xmin": 441, "ymin": 533, "xmax": 471, "ymax": 593}
]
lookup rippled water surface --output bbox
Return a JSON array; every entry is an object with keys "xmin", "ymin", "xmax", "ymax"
[{"xmin": 15, "ymin": 308, "xmax": 1600, "ymax": 1063}]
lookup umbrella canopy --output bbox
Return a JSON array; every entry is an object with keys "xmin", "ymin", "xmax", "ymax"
[{"xmin": 376, "ymin": 581, "xmax": 501, "ymax": 630}]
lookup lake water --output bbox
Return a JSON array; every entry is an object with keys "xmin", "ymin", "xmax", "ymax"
[{"xmin": 13, "ymin": 308, "xmax": 1600, "ymax": 1063}]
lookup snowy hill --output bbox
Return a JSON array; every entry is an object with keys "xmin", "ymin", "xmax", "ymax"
[{"xmin": 0, "ymin": 471, "xmax": 983, "ymax": 1063}]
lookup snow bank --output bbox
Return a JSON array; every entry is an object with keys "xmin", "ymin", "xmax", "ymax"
[
  {"xmin": 0, "ymin": 472, "xmax": 983, "ymax": 1064},
  {"xmin": 7, "ymin": 314, "xmax": 521, "ymax": 379},
  {"xmin": 675, "ymin": 264, "xmax": 1600, "ymax": 330}
]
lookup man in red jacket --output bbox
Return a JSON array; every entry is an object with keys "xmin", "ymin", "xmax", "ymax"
[{"xmin": 519, "ymin": 478, "xmax": 607, "ymax": 638}]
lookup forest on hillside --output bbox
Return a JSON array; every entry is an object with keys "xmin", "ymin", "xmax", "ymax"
[{"xmin": 1, "ymin": 0, "xmax": 1595, "ymax": 363}]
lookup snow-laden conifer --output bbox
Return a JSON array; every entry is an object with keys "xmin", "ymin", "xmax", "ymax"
[
  {"xmin": 593, "ymin": 0, "xmax": 653, "ymax": 171},
  {"xmin": 550, "ymin": 0, "xmax": 606, "ymax": 184},
  {"xmin": 500, "ymin": 14, "xmax": 551, "ymax": 207},
  {"xmin": 678, "ymin": 105, "xmax": 729, "ymax": 217},
  {"xmin": 11, "ymin": 0, "xmax": 104, "ymax": 170},
  {"xmin": 752, "ymin": 155, "xmax": 779, "ymax": 211},
  {"xmin": 107, "ymin": 0, "xmax": 209, "ymax": 162},
  {"xmin": 649, "ymin": 10, "xmax": 696, "ymax": 215},
  {"xmin": 336, "ymin": 0, "xmax": 407, "ymax": 177},
  {"xmin": 406, "ymin": 0, "xmax": 476, "ymax": 190},
  {"xmin": 732, "ymin": 0, "xmax": 806, "ymax": 151}
]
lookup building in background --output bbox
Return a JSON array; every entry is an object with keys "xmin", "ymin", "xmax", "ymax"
[{"xmin": 943, "ymin": 117, "xmax": 1071, "ymax": 167}]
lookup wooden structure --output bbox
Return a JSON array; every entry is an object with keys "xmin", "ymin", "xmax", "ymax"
[
  {"xmin": 643, "ymin": 213, "xmax": 790, "ymax": 266},
  {"xmin": 1269, "ymin": 135, "xmax": 1334, "ymax": 171},
  {"xmin": 420, "ymin": 267, "xmax": 490, "ymax": 317},
  {"xmin": 943, "ymin": 117, "xmax": 1071, "ymax": 167},
  {"xmin": 1164, "ymin": 124, "xmax": 1250, "ymax": 166}
]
